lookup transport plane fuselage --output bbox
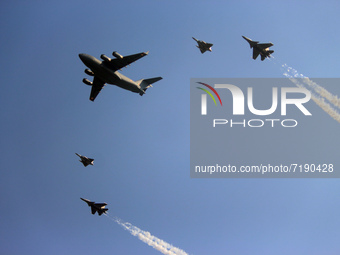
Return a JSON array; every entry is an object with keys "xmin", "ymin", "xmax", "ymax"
[{"xmin": 79, "ymin": 54, "xmax": 141, "ymax": 93}]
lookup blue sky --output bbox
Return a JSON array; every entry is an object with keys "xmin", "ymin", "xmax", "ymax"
[{"xmin": 1, "ymin": 1, "xmax": 340, "ymax": 254}]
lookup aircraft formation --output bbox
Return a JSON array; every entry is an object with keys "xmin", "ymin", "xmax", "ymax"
[
  {"xmin": 78, "ymin": 36, "xmax": 274, "ymax": 102},
  {"xmin": 78, "ymin": 35, "xmax": 274, "ymax": 216}
]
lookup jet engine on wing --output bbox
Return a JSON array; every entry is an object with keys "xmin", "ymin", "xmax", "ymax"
[
  {"xmin": 83, "ymin": 78, "xmax": 93, "ymax": 86},
  {"xmin": 100, "ymin": 54, "xmax": 111, "ymax": 62},
  {"xmin": 84, "ymin": 69, "xmax": 94, "ymax": 76},
  {"xmin": 112, "ymin": 51, "xmax": 123, "ymax": 59}
]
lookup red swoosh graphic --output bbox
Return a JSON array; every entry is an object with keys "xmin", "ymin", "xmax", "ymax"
[{"xmin": 197, "ymin": 82, "xmax": 223, "ymax": 106}]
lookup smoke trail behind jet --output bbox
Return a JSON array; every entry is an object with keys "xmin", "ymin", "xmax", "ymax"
[
  {"xmin": 297, "ymin": 76, "xmax": 340, "ymax": 109},
  {"xmin": 280, "ymin": 63, "xmax": 340, "ymax": 123},
  {"xmin": 105, "ymin": 214, "xmax": 189, "ymax": 255},
  {"xmin": 281, "ymin": 63, "xmax": 340, "ymax": 107}
]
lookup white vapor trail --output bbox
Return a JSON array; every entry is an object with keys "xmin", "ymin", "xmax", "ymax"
[
  {"xmin": 105, "ymin": 214, "xmax": 189, "ymax": 255},
  {"xmin": 280, "ymin": 63, "xmax": 340, "ymax": 123}
]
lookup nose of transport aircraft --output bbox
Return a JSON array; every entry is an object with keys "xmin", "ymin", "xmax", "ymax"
[
  {"xmin": 79, "ymin": 53, "xmax": 96, "ymax": 68},
  {"xmin": 79, "ymin": 53, "xmax": 87, "ymax": 63}
]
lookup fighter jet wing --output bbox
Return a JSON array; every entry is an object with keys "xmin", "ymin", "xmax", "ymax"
[
  {"xmin": 252, "ymin": 49, "xmax": 260, "ymax": 60},
  {"xmin": 81, "ymin": 161, "xmax": 89, "ymax": 167},
  {"xmin": 199, "ymin": 48, "xmax": 207, "ymax": 54},
  {"xmin": 206, "ymin": 43, "xmax": 213, "ymax": 47},
  {"xmin": 105, "ymin": 52, "xmax": 148, "ymax": 71},
  {"xmin": 257, "ymin": 43, "xmax": 273, "ymax": 49},
  {"xmin": 91, "ymin": 207, "xmax": 97, "ymax": 215},
  {"xmin": 90, "ymin": 77, "xmax": 105, "ymax": 101},
  {"xmin": 96, "ymin": 203, "xmax": 107, "ymax": 208}
]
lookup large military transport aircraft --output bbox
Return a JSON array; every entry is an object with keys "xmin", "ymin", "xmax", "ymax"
[
  {"xmin": 242, "ymin": 36, "xmax": 274, "ymax": 61},
  {"xmin": 79, "ymin": 51, "xmax": 162, "ymax": 101}
]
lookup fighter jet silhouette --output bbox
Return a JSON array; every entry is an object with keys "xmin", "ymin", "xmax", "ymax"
[
  {"xmin": 75, "ymin": 153, "xmax": 94, "ymax": 167},
  {"xmin": 192, "ymin": 37, "xmax": 213, "ymax": 54},
  {"xmin": 242, "ymin": 36, "xmax": 274, "ymax": 61},
  {"xmin": 80, "ymin": 198, "xmax": 108, "ymax": 216}
]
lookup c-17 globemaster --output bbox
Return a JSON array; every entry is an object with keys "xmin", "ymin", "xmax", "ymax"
[
  {"xmin": 80, "ymin": 198, "xmax": 108, "ymax": 216},
  {"xmin": 192, "ymin": 37, "xmax": 213, "ymax": 54},
  {"xmin": 75, "ymin": 153, "xmax": 94, "ymax": 167},
  {"xmin": 79, "ymin": 51, "xmax": 162, "ymax": 101},
  {"xmin": 242, "ymin": 36, "xmax": 274, "ymax": 61}
]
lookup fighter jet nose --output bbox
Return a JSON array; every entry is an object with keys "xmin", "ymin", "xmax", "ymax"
[{"xmin": 80, "ymin": 197, "xmax": 90, "ymax": 204}]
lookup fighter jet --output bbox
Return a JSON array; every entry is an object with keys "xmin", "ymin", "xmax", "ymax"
[
  {"xmin": 79, "ymin": 51, "xmax": 162, "ymax": 101},
  {"xmin": 75, "ymin": 153, "xmax": 94, "ymax": 167},
  {"xmin": 80, "ymin": 198, "xmax": 108, "ymax": 216},
  {"xmin": 192, "ymin": 37, "xmax": 213, "ymax": 54},
  {"xmin": 242, "ymin": 36, "xmax": 274, "ymax": 61}
]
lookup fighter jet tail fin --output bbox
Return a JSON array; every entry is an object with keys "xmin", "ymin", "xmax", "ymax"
[{"xmin": 136, "ymin": 77, "xmax": 163, "ymax": 95}]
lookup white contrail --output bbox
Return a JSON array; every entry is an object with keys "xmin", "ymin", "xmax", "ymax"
[
  {"xmin": 281, "ymin": 63, "xmax": 340, "ymax": 123},
  {"xmin": 301, "ymin": 77, "xmax": 340, "ymax": 108},
  {"xmin": 281, "ymin": 63, "xmax": 340, "ymax": 108},
  {"xmin": 105, "ymin": 214, "xmax": 189, "ymax": 255}
]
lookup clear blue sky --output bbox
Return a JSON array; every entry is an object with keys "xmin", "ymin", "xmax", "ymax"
[{"xmin": 1, "ymin": 1, "xmax": 340, "ymax": 254}]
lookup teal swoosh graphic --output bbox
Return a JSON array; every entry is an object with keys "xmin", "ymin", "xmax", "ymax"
[{"xmin": 197, "ymin": 87, "xmax": 217, "ymax": 105}]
